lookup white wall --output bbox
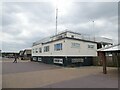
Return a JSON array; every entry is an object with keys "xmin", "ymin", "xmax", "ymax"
[
  {"xmin": 32, "ymin": 38, "xmax": 97, "ymax": 57},
  {"xmin": 32, "ymin": 39, "xmax": 66, "ymax": 56},
  {"xmin": 64, "ymin": 39, "xmax": 97, "ymax": 56}
]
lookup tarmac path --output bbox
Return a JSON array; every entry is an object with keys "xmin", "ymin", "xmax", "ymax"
[{"xmin": 2, "ymin": 58, "xmax": 118, "ymax": 88}]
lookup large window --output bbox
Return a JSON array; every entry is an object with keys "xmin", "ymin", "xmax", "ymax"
[
  {"xmin": 39, "ymin": 48, "xmax": 42, "ymax": 53},
  {"xmin": 71, "ymin": 43, "xmax": 80, "ymax": 48},
  {"xmin": 54, "ymin": 43, "xmax": 62, "ymax": 51},
  {"xmin": 88, "ymin": 44, "xmax": 94, "ymax": 49},
  {"xmin": 44, "ymin": 46, "xmax": 49, "ymax": 52}
]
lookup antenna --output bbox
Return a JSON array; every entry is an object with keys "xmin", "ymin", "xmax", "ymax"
[
  {"xmin": 56, "ymin": 5, "xmax": 58, "ymax": 35},
  {"xmin": 92, "ymin": 21, "xmax": 95, "ymax": 41}
]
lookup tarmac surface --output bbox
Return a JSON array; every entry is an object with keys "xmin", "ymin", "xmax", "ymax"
[{"xmin": 2, "ymin": 58, "xmax": 118, "ymax": 88}]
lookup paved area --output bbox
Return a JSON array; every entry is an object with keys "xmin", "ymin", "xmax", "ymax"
[
  {"xmin": 2, "ymin": 58, "xmax": 61, "ymax": 74},
  {"xmin": 2, "ymin": 58, "xmax": 118, "ymax": 88},
  {"xmin": 43, "ymin": 70, "xmax": 118, "ymax": 88}
]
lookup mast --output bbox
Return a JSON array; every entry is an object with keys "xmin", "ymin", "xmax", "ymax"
[
  {"xmin": 56, "ymin": 7, "xmax": 58, "ymax": 35},
  {"xmin": 92, "ymin": 21, "xmax": 95, "ymax": 41}
]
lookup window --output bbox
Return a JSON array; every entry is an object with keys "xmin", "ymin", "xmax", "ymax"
[
  {"xmin": 57, "ymin": 35, "xmax": 62, "ymax": 39},
  {"xmin": 44, "ymin": 46, "xmax": 49, "ymax": 52},
  {"xmin": 71, "ymin": 43, "xmax": 80, "ymax": 48},
  {"xmin": 38, "ymin": 57, "xmax": 42, "ymax": 61},
  {"xmin": 106, "ymin": 52, "xmax": 112, "ymax": 56},
  {"xmin": 35, "ymin": 48, "xmax": 38, "ymax": 53},
  {"xmin": 72, "ymin": 58, "xmax": 84, "ymax": 63},
  {"xmin": 71, "ymin": 35, "xmax": 74, "ymax": 38},
  {"xmin": 88, "ymin": 45, "xmax": 94, "ymax": 49},
  {"xmin": 32, "ymin": 49, "xmax": 34, "ymax": 53},
  {"xmin": 33, "ymin": 57, "xmax": 37, "ymax": 61},
  {"xmin": 39, "ymin": 48, "xmax": 42, "ymax": 53},
  {"xmin": 53, "ymin": 58, "xmax": 63, "ymax": 64},
  {"xmin": 54, "ymin": 43, "xmax": 62, "ymax": 51}
]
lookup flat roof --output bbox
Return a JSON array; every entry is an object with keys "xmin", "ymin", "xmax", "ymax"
[
  {"xmin": 97, "ymin": 44, "xmax": 120, "ymax": 51},
  {"xmin": 42, "ymin": 37, "xmax": 97, "ymax": 45},
  {"xmin": 33, "ymin": 30, "xmax": 113, "ymax": 46}
]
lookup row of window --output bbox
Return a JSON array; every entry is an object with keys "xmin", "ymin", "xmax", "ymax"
[
  {"xmin": 33, "ymin": 43, "xmax": 62, "ymax": 53},
  {"xmin": 33, "ymin": 43, "xmax": 95, "ymax": 53}
]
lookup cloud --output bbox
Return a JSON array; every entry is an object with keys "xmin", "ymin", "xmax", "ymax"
[{"xmin": 1, "ymin": 1, "xmax": 118, "ymax": 52}]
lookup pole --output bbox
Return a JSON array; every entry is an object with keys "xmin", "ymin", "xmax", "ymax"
[
  {"xmin": 92, "ymin": 21, "xmax": 95, "ymax": 41},
  {"xmin": 102, "ymin": 52, "xmax": 107, "ymax": 74},
  {"xmin": 99, "ymin": 51, "xmax": 107, "ymax": 74},
  {"xmin": 56, "ymin": 7, "xmax": 58, "ymax": 35}
]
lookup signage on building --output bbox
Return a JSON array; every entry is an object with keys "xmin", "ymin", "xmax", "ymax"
[
  {"xmin": 72, "ymin": 58, "xmax": 84, "ymax": 63},
  {"xmin": 53, "ymin": 58, "xmax": 63, "ymax": 64}
]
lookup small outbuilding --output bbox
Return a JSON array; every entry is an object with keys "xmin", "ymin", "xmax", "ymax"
[
  {"xmin": 97, "ymin": 44, "xmax": 120, "ymax": 74},
  {"xmin": 20, "ymin": 49, "xmax": 31, "ymax": 60}
]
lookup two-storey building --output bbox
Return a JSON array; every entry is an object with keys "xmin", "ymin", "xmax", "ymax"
[{"xmin": 32, "ymin": 31, "xmax": 112, "ymax": 66}]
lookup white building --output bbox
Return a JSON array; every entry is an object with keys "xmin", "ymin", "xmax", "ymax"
[{"xmin": 32, "ymin": 31, "xmax": 112, "ymax": 66}]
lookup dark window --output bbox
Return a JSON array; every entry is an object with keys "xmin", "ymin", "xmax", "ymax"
[
  {"xmin": 39, "ymin": 48, "xmax": 42, "ymax": 53},
  {"xmin": 44, "ymin": 46, "xmax": 49, "ymax": 52},
  {"xmin": 35, "ymin": 48, "xmax": 38, "ymax": 53},
  {"xmin": 57, "ymin": 35, "xmax": 62, "ymax": 39},
  {"xmin": 32, "ymin": 49, "xmax": 34, "ymax": 53},
  {"xmin": 71, "ymin": 35, "xmax": 74, "ymax": 38}
]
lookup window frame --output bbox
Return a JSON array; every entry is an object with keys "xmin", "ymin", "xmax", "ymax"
[
  {"xmin": 88, "ymin": 44, "xmax": 95, "ymax": 49},
  {"xmin": 54, "ymin": 43, "xmax": 62, "ymax": 51},
  {"xmin": 44, "ymin": 46, "xmax": 49, "ymax": 52},
  {"xmin": 35, "ymin": 48, "xmax": 38, "ymax": 53},
  {"xmin": 39, "ymin": 47, "xmax": 42, "ymax": 53}
]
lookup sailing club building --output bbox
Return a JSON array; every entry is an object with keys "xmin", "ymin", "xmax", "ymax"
[{"xmin": 31, "ymin": 31, "xmax": 112, "ymax": 66}]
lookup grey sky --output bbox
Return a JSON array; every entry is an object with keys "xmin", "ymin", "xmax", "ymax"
[{"xmin": 1, "ymin": 1, "xmax": 118, "ymax": 52}]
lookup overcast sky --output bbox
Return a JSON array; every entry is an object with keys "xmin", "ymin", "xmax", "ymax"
[{"xmin": 1, "ymin": 0, "xmax": 118, "ymax": 52}]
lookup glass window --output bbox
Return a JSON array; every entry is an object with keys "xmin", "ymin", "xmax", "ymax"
[
  {"xmin": 35, "ymin": 48, "xmax": 38, "ymax": 53},
  {"xmin": 39, "ymin": 48, "xmax": 42, "ymax": 53},
  {"xmin": 71, "ymin": 35, "xmax": 74, "ymax": 38},
  {"xmin": 57, "ymin": 35, "xmax": 62, "ymax": 39},
  {"xmin": 32, "ymin": 49, "xmax": 34, "ymax": 53},
  {"xmin": 44, "ymin": 46, "xmax": 49, "ymax": 52},
  {"xmin": 88, "ymin": 45, "xmax": 94, "ymax": 49},
  {"xmin": 54, "ymin": 43, "xmax": 62, "ymax": 51},
  {"xmin": 71, "ymin": 43, "xmax": 80, "ymax": 48}
]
